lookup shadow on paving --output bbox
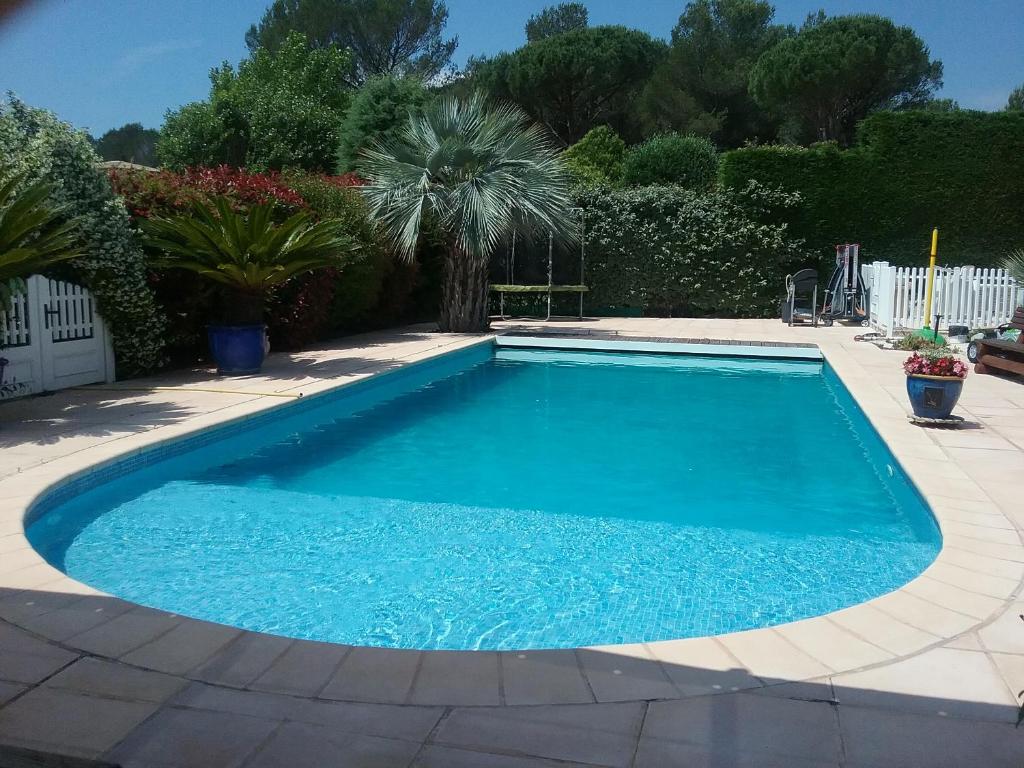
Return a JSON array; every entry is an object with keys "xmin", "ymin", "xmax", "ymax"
[
  {"xmin": 0, "ymin": 351, "xmax": 422, "ymax": 449},
  {"xmin": 253, "ymin": 351, "xmax": 413, "ymax": 383},
  {"xmin": 0, "ymin": 398, "xmax": 197, "ymax": 448},
  {"xmin": 0, "ymin": 584, "xmax": 1021, "ymax": 767}
]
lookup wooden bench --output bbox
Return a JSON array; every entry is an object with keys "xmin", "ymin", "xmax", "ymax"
[{"xmin": 975, "ymin": 307, "xmax": 1024, "ymax": 377}]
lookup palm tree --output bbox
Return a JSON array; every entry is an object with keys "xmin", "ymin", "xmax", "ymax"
[
  {"xmin": 0, "ymin": 170, "xmax": 84, "ymax": 309},
  {"xmin": 358, "ymin": 93, "xmax": 575, "ymax": 332},
  {"xmin": 1006, "ymin": 250, "xmax": 1024, "ymax": 285},
  {"xmin": 141, "ymin": 196, "xmax": 359, "ymax": 324}
]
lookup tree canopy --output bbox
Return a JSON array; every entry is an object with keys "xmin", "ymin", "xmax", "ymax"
[
  {"xmin": 246, "ymin": 0, "xmax": 457, "ymax": 86},
  {"xmin": 525, "ymin": 3, "xmax": 588, "ymax": 42},
  {"xmin": 473, "ymin": 26, "xmax": 666, "ymax": 145},
  {"xmin": 94, "ymin": 123, "xmax": 160, "ymax": 167},
  {"xmin": 638, "ymin": 0, "xmax": 791, "ymax": 147},
  {"xmin": 749, "ymin": 13, "xmax": 942, "ymax": 145},
  {"xmin": 1008, "ymin": 84, "xmax": 1024, "ymax": 112},
  {"xmin": 335, "ymin": 75, "xmax": 429, "ymax": 172},
  {"xmin": 158, "ymin": 32, "xmax": 351, "ymax": 171}
]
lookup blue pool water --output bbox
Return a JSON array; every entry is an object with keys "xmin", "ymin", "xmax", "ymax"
[{"xmin": 28, "ymin": 343, "xmax": 941, "ymax": 650}]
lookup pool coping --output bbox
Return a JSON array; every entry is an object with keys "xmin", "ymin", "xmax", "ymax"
[
  {"xmin": 494, "ymin": 334, "xmax": 824, "ymax": 360},
  {"xmin": 0, "ymin": 328, "xmax": 1021, "ymax": 710}
]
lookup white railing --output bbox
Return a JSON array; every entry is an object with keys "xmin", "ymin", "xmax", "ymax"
[
  {"xmin": 1, "ymin": 289, "xmax": 31, "ymax": 347},
  {"xmin": 45, "ymin": 278, "xmax": 97, "ymax": 342},
  {"xmin": 864, "ymin": 261, "xmax": 1021, "ymax": 335}
]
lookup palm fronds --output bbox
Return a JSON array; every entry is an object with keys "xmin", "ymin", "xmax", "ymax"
[
  {"xmin": 1005, "ymin": 249, "xmax": 1024, "ymax": 285},
  {"xmin": 0, "ymin": 170, "xmax": 84, "ymax": 303},
  {"xmin": 357, "ymin": 92, "xmax": 575, "ymax": 263},
  {"xmin": 140, "ymin": 196, "xmax": 360, "ymax": 296}
]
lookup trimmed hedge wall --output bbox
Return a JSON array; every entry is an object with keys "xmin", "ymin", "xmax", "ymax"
[
  {"xmin": 577, "ymin": 183, "xmax": 809, "ymax": 317},
  {"xmin": 719, "ymin": 111, "xmax": 1024, "ymax": 269}
]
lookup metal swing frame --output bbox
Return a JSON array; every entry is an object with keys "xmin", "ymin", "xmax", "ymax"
[{"xmin": 493, "ymin": 208, "xmax": 588, "ymax": 321}]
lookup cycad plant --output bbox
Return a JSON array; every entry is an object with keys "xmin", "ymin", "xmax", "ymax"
[
  {"xmin": 0, "ymin": 170, "xmax": 83, "ymax": 310},
  {"xmin": 141, "ymin": 196, "xmax": 359, "ymax": 325},
  {"xmin": 358, "ymin": 93, "xmax": 574, "ymax": 332}
]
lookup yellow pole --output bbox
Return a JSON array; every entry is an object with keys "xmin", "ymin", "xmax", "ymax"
[{"xmin": 923, "ymin": 228, "xmax": 938, "ymax": 328}]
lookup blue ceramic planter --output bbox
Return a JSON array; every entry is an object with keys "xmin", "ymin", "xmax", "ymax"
[
  {"xmin": 906, "ymin": 374, "xmax": 964, "ymax": 419},
  {"xmin": 207, "ymin": 325, "xmax": 267, "ymax": 375}
]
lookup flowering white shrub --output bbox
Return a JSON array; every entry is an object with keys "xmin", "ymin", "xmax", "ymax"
[
  {"xmin": 0, "ymin": 98, "xmax": 165, "ymax": 375},
  {"xmin": 577, "ymin": 181, "xmax": 810, "ymax": 316}
]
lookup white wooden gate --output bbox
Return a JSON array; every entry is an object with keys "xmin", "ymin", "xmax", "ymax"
[
  {"xmin": 864, "ymin": 261, "xmax": 1022, "ymax": 336},
  {"xmin": 1, "ymin": 276, "xmax": 115, "ymax": 399}
]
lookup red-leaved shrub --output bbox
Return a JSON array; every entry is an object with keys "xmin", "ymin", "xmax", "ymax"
[
  {"xmin": 109, "ymin": 165, "xmax": 305, "ymax": 218},
  {"xmin": 112, "ymin": 165, "xmax": 433, "ymax": 364}
]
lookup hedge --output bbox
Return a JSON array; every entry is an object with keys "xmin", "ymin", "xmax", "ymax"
[
  {"xmin": 110, "ymin": 166, "xmax": 315, "ymax": 362},
  {"xmin": 277, "ymin": 172, "xmax": 400, "ymax": 344},
  {"xmin": 110, "ymin": 167, "xmax": 437, "ymax": 365},
  {"xmin": 621, "ymin": 133, "xmax": 718, "ymax": 190},
  {"xmin": 1, "ymin": 99, "xmax": 165, "ymax": 375},
  {"xmin": 576, "ymin": 182, "xmax": 809, "ymax": 317},
  {"xmin": 719, "ymin": 110, "xmax": 1024, "ymax": 269}
]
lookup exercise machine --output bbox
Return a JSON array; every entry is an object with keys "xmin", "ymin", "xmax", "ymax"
[
  {"xmin": 780, "ymin": 268, "xmax": 820, "ymax": 326},
  {"xmin": 820, "ymin": 244, "xmax": 869, "ymax": 326}
]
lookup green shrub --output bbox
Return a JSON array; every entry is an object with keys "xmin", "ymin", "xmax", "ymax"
[
  {"xmin": 621, "ymin": 133, "xmax": 718, "ymax": 189},
  {"xmin": 577, "ymin": 182, "xmax": 809, "ymax": 316},
  {"xmin": 111, "ymin": 166, "xmax": 310, "ymax": 360},
  {"xmin": 280, "ymin": 173, "xmax": 395, "ymax": 336},
  {"xmin": 336, "ymin": 76, "xmax": 429, "ymax": 173},
  {"xmin": 561, "ymin": 126, "xmax": 626, "ymax": 187},
  {"xmin": 892, "ymin": 334, "xmax": 947, "ymax": 352},
  {"xmin": 111, "ymin": 166, "xmax": 400, "ymax": 356},
  {"xmin": 0, "ymin": 98, "xmax": 165, "ymax": 375},
  {"xmin": 719, "ymin": 110, "xmax": 1024, "ymax": 268}
]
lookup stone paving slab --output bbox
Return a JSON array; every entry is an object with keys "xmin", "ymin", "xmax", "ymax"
[{"xmin": 0, "ymin": 320, "xmax": 1022, "ymax": 766}]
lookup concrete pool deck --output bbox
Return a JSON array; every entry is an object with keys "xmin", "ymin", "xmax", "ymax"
[{"xmin": 0, "ymin": 318, "xmax": 1022, "ymax": 767}]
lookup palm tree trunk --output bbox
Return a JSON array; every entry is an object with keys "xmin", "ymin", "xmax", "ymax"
[{"xmin": 439, "ymin": 246, "xmax": 490, "ymax": 333}]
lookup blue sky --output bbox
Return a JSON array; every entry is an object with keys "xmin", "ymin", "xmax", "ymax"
[{"xmin": 1, "ymin": 0, "xmax": 1021, "ymax": 136}]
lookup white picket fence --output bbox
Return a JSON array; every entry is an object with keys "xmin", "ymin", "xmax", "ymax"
[
  {"xmin": 1, "ymin": 275, "xmax": 115, "ymax": 399},
  {"xmin": 864, "ymin": 261, "xmax": 1022, "ymax": 336}
]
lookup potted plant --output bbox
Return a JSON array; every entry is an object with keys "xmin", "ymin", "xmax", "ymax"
[
  {"xmin": 903, "ymin": 351, "xmax": 968, "ymax": 419},
  {"xmin": 141, "ymin": 196, "xmax": 357, "ymax": 375}
]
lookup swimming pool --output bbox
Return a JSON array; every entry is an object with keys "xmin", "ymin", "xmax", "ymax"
[{"xmin": 27, "ymin": 339, "xmax": 941, "ymax": 651}]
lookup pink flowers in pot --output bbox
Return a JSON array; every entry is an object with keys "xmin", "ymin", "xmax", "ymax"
[{"xmin": 903, "ymin": 352, "xmax": 968, "ymax": 378}]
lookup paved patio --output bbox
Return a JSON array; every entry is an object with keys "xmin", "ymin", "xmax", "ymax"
[{"xmin": 0, "ymin": 319, "xmax": 1022, "ymax": 767}]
